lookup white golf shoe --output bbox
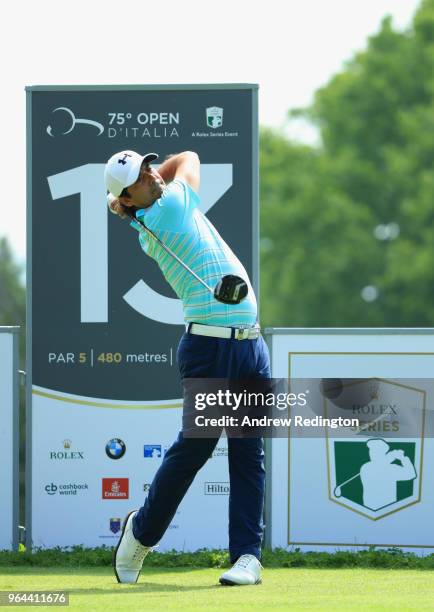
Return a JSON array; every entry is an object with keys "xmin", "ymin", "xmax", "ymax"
[
  {"xmin": 113, "ymin": 510, "xmax": 153, "ymax": 583},
  {"xmin": 219, "ymin": 554, "xmax": 262, "ymax": 586}
]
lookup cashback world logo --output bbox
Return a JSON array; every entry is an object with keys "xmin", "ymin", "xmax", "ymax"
[{"xmin": 44, "ymin": 482, "xmax": 88, "ymax": 496}]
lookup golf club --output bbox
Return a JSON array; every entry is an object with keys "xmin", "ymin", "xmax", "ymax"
[
  {"xmin": 334, "ymin": 472, "xmax": 361, "ymax": 497},
  {"xmin": 124, "ymin": 207, "xmax": 249, "ymax": 305}
]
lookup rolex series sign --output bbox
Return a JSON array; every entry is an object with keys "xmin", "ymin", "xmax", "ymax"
[
  {"xmin": 265, "ymin": 330, "xmax": 434, "ymax": 553},
  {"xmin": 26, "ymin": 85, "xmax": 258, "ymax": 548}
]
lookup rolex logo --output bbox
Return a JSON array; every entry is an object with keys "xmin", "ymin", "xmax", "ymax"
[
  {"xmin": 370, "ymin": 384, "xmax": 379, "ymax": 401},
  {"xmin": 63, "ymin": 439, "xmax": 72, "ymax": 449}
]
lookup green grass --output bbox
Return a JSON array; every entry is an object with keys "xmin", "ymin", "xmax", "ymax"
[
  {"xmin": 1, "ymin": 567, "xmax": 434, "ymax": 611},
  {"xmin": 3, "ymin": 546, "xmax": 434, "ymax": 569}
]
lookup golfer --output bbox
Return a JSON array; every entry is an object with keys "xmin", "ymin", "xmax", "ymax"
[{"xmin": 105, "ymin": 150, "xmax": 271, "ymax": 586}]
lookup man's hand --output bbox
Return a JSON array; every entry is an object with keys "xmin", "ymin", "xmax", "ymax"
[{"xmin": 107, "ymin": 194, "xmax": 129, "ymax": 219}]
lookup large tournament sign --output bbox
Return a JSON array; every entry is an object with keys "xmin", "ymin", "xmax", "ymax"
[
  {"xmin": 26, "ymin": 84, "xmax": 258, "ymax": 548},
  {"xmin": 263, "ymin": 328, "xmax": 434, "ymax": 554}
]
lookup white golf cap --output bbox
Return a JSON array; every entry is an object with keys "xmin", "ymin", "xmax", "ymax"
[{"xmin": 104, "ymin": 150, "xmax": 159, "ymax": 197}]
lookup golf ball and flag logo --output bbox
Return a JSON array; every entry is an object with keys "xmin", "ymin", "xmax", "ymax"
[{"xmin": 325, "ymin": 379, "xmax": 425, "ymax": 520}]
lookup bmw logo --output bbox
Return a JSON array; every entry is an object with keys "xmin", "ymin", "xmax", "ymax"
[{"xmin": 105, "ymin": 438, "xmax": 126, "ymax": 460}]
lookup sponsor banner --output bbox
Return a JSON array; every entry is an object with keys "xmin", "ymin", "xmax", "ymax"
[
  {"xmin": 30, "ymin": 395, "xmax": 230, "ymax": 549},
  {"xmin": 28, "ymin": 85, "xmax": 257, "ymax": 549},
  {"xmin": 265, "ymin": 330, "xmax": 434, "ymax": 554}
]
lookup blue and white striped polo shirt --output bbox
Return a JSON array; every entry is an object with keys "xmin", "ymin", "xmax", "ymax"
[{"xmin": 130, "ymin": 179, "xmax": 257, "ymax": 327}]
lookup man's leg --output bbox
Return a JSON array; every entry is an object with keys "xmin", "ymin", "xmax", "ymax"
[
  {"xmin": 132, "ymin": 332, "xmax": 221, "ymax": 545},
  {"xmin": 133, "ymin": 431, "xmax": 219, "ymax": 546},
  {"xmin": 227, "ymin": 436, "xmax": 265, "ymax": 563},
  {"xmin": 115, "ymin": 331, "xmax": 221, "ymax": 582},
  {"xmin": 225, "ymin": 334, "xmax": 270, "ymax": 564}
]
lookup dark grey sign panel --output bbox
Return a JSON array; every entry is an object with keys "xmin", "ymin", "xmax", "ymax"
[{"xmin": 27, "ymin": 85, "xmax": 258, "ymax": 400}]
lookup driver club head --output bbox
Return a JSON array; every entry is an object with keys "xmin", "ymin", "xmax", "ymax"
[{"xmin": 214, "ymin": 275, "xmax": 248, "ymax": 304}]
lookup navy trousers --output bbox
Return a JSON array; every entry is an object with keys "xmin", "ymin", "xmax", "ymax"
[{"xmin": 132, "ymin": 329, "xmax": 271, "ymax": 562}]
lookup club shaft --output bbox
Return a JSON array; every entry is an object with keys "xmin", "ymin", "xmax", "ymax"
[
  {"xmin": 335, "ymin": 472, "xmax": 360, "ymax": 491},
  {"xmin": 132, "ymin": 215, "xmax": 214, "ymax": 294}
]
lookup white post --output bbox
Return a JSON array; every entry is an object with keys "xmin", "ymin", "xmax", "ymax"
[{"xmin": 0, "ymin": 327, "xmax": 20, "ymax": 550}]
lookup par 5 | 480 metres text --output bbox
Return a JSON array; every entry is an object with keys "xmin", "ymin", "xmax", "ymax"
[{"xmin": 47, "ymin": 351, "xmax": 169, "ymax": 365}]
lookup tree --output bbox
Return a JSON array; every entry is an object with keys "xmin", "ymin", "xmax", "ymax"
[
  {"xmin": 0, "ymin": 236, "xmax": 26, "ymax": 523},
  {"xmin": 260, "ymin": 0, "xmax": 434, "ymax": 327},
  {"xmin": 0, "ymin": 237, "xmax": 25, "ymax": 331}
]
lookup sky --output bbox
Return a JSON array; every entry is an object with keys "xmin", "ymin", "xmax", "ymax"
[{"xmin": 1, "ymin": 0, "xmax": 421, "ymax": 263}]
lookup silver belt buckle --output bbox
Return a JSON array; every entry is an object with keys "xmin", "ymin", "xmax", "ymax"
[{"xmin": 236, "ymin": 328, "xmax": 249, "ymax": 340}]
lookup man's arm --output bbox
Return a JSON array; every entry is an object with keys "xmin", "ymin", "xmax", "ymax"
[
  {"xmin": 395, "ymin": 451, "xmax": 417, "ymax": 480},
  {"xmin": 158, "ymin": 151, "xmax": 200, "ymax": 192}
]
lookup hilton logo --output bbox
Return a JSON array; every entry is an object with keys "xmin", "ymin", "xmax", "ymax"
[{"xmin": 204, "ymin": 482, "xmax": 230, "ymax": 495}]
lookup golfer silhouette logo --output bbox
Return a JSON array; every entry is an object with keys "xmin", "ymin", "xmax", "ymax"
[
  {"xmin": 333, "ymin": 438, "xmax": 418, "ymax": 514},
  {"xmin": 360, "ymin": 439, "xmax": 417, "ymax": 510}
]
